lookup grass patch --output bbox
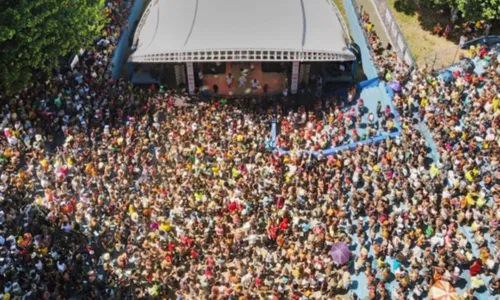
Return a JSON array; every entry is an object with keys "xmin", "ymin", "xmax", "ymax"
[
  {"xmin": 333, "ymin": 0, "xmax": 353, "ymax": 38},
  {"xmin": 333, "ymin": 0, "xmax": 348, "ymax": 25},
  {"xmin": 387, "ymin": 0, "xmax": 462, "ymax": 68}
]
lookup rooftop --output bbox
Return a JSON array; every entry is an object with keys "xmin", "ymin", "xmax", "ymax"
[{"xmin": 129, "ymin": 0, "xmax": 355, "ymax": 63}]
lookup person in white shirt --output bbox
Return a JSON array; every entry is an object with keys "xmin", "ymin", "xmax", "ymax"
[
  {"xmin": 238, "ymin": 75, "xmax": 247, "ymax": 87},
  {"xmin": 251, "ymin": 79, "xmax": 259, "ymax": 90},
  {"xmin": 282, "ymin": 88, "xmax": 288, "ymax": 97},
  {"xmin": 459, "ymin": 35, "xmax": 467, "ymax": 48},
  {"xmin": 226, "ymin": 73, "xmax": 233, "ymax": 87}
]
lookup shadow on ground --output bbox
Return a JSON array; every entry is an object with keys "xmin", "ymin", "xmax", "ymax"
[{"xmin": 393, "ymin": 0, "xmax": 500, "ymax": 44}]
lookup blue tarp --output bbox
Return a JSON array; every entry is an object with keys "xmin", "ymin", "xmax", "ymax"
[
  {"xmin": 342, "ymin": 0, "xmax": 378, "ymax": 79},
  {"xmin": 358, "ymin": 77, "xmax": 379, "ymax": 89},
  {"xmin": 111, "ymin": 0, "xmax": 145, "ymax": 80}
]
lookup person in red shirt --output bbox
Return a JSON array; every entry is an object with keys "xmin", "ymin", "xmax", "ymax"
[{"xmin": 470, "ymin": 258, "xmax": 482, "ymax": 276}]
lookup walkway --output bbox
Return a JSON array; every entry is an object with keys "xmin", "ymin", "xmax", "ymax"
[
  {"xmin": 342, "ymin": 0, "xmax": 398, "ymax": 131},
  {"xmin": 342, "ymin": 0, "xmax": 378, "ymax": 79},
  {"xmin": 350, "ymin": 0, "xmax": 441, "ymax": 162},
  {"xmin": 355, "ymin": 0, "xmax": 390, "ymax": 47}
]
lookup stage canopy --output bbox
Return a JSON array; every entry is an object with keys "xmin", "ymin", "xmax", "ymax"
[{"xmin": 129, "ymin": 0, "xmax": 355, "ymax": 63}]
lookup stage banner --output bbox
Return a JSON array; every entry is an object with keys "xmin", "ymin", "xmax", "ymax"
[
  {"xmin": 291, "ymin": 61, "xmax": 300, "ymax": 94},
  {"xmin": 186, "ymin": 62, "xmax": 195, "ymax": 94}
]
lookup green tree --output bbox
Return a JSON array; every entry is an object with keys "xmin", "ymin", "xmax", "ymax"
[
  {"xmin": 424, "ymin": 0, "xmax": 500, "ymax": 21},
  {"xmin": 0, "ymin": 0, "xmax": 106, "ymax": 94},
  {"xmin": 454, "ymin": 0, "xmax": 500, "ymax": 21}
]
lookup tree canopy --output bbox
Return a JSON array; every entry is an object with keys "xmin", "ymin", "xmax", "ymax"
[
  {"xmin": 0, "ymin": 0, "xmax": 106, "ymax": 94},
  {"xmin": 426, "ymin": 0, "xmax": 500, "ymax": 21},
  {"xmin": 455, "ymin": 0, "xmax": 500, "ymax": 21}
]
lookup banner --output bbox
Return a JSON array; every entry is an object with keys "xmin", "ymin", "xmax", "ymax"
[
  {"xmin": 291, "ymin": 61, "xmax": 300, "ymax": 94},
  {"xmin": 70, "ymin": 55, "xmax": 79, "ymax": 70},
  {"xmin": 186, "ymin": 62, "xmax": 195, "ymax": 94}
]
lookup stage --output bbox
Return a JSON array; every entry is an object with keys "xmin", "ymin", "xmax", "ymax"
[{"xmin": 200, "ymin": 62, "xmax": 288, "ymax": 96}]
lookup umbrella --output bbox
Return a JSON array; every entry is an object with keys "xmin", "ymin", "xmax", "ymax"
[
  {"xmin": 429, "ymin": 280, "xmax": 458, "ymax": 300},
  {"xmin": 439, "ymin": 70, "xmax": 454, "ymax": 83},
  {"xmin": 330, "ymin": 242, "xmax": 351, "ymax": 265},
  {"xmin": 388, "ymin": 80, "xmax": 401, "ymax": 92}
]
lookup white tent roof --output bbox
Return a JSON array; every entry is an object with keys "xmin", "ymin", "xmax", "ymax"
[{"xmin": 129, "ymin": 0, "xmax": 355, "ymax": 63}]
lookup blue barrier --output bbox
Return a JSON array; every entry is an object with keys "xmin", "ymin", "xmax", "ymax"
[
  {"xmin": 111, "ymin": 0, "xmax": 145, "ymax": 80},
  {"xmin": 359, "ymin": 77, "xmax": 379, "ymax": 89},
  {"xmin": 343, "ymin": 0, "xmax": 378, "ymax": 79},
  {"xmin": 278, "ymin": 131, "xmax": 401, "ymax": 157}
]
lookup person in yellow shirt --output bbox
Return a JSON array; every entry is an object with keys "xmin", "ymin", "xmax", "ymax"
[
  {"xmin": 493, "ymin": 95, "xmax": 499, "ymax": 112},
  {"xmin": 468, "ymin": 45, "xmax": 476, "ymax": 58}
]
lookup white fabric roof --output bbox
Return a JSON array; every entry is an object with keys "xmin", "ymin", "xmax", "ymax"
[{"xmin": 129, "ymin": 0, "xmax": 355, "ymax": 62}]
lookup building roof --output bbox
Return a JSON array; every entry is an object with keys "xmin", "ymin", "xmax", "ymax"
[{"xmin": 129, "ymin": 0, "xmax": 355, "ymax": 63}]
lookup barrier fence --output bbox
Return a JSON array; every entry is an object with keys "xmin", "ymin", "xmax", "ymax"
[{"xmin": 371, "ymin": 0, "xmax": 415, "ymax": 70}]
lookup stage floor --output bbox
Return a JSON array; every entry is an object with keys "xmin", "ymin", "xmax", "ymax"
[{"xmin": 201, "ymin": 62, "xmax": 287, "ymax": 96}]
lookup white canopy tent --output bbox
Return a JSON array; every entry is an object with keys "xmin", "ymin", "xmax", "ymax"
[{"xmin": 129, "ymin": 0, "xmax": 355, "ymax": 63}]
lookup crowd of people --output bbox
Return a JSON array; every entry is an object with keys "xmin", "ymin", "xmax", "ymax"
[
  {"xmin": 0, "ymin": 1, "xmax": 499, "ymax": 300},
  {"xmin": 379, "ymin": 18, "xmax": 500, "ymax": 300},
  {"xmin": 275, "ymin": 92, "xmax": 396, "ymax": 151},
  {"xmin": 357, "ymin": 5, "xmax": 411, "ymax": 82}
]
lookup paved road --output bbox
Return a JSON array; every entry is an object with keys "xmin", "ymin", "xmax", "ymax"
[{"xmin": 355, "ymin": 0, "xmax": 390, "ymax": 47}]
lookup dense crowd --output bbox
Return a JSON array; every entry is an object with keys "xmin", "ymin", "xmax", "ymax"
[
  {"xmin": 0, "ymin": 1, "xmax": 499, "ymax": 300},
  {"xmin": 357, "ymin": 5, "xmax": 411, "ymax": 82},
  {"xmin": 390, "ymin": 33, "xmax": 500, "ymax": 300},
  {"xmin": 275, "ymin": 92, "xmax": 395, "ymax": 151}
]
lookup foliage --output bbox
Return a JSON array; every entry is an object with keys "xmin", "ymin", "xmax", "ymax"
[
  {"xmin": 0, "ymin": 0, "xmax": 106, "ymax": 94},
  {"xmin": 424, "ymin": 0, "xmax": 500, "ymax": 21},
  {"xmin": 454, "ymin": 0, "xmax": 500, "ymax": 21}
]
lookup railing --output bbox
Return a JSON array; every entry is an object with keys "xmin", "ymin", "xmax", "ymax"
[
  {"xmin": 372, "ymin": 0, "xmax": 415, "ymax": 69},
  {"xmin": 464, "ymin": 35, "xmax": 500, "ymax": 47}
]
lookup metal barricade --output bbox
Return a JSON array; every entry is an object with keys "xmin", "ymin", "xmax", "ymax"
[{"xmin": 372, "ymin": 0, "xmax": 415, "ymax": 69}]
